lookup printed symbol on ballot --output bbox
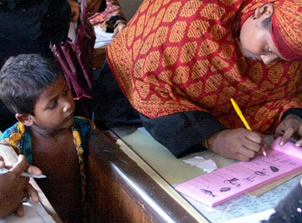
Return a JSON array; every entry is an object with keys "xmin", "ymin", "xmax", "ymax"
[
  {"xmin": 255, "ymin": 168, "xmax": 269, "ymax": 176},
  {"xmin": 220, "ymin": 187, "xmax": 231, "ymax": 192},
  {"xmin": 224, "ymin": 178, "xmax": 240, "ymax": 187},
  {"xmin": 243, "ymin": 175, "xmax": 256, "ymax": 183},
  {"xmin": 199, "ymin": 189, "xmax": 217, "ymax": 198},
  {"xmin": 270, "ymin": 166, "xmax": 279, "ymax": 172}
]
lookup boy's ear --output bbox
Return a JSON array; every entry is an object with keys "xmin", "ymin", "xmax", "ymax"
[{"xmin": 15, "ymin": 113, "xmax": 34, "ymax": 126}]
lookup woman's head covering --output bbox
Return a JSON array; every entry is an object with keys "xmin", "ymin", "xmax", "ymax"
[
  {"xmin": 272, "ymin": 0, "xmax": 302, "ymax": 60},
  {"xmin": 241, "ymin": 0, "xmax": 302, "ymax": 61}
]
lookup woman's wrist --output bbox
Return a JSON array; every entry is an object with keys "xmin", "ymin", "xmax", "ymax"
[
  {"xmin": 203, "ymin": 130, "xmax": 226, "ymax": 153},
  {"xmin": 202, "ymin": 138, "xmax": 212, "ymax": 151}
]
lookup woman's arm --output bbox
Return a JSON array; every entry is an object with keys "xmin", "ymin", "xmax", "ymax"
[{"xmin": 140, "ymin": 111, "xmax": 227, "ymax": 157}]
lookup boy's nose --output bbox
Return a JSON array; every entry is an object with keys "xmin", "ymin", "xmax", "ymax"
[
  {"xmin": 63, "ymin": 105, "xmax": 70, "ymax": 113},
  {"xmin": 62, "ymin": 99, "xmax": 74, "ymax": 113}
]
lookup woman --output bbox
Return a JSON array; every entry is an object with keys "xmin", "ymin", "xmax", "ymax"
[{"xmin": 93, "ymin": 0, "xmax": 302, "ymax": 160}]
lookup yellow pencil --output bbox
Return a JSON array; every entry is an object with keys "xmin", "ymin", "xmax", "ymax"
[{"xmin": 230, "ymin": 98, "xmax": 267, "ymax": 156}]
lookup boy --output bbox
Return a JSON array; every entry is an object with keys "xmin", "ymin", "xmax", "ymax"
[{"xmin": 0, "ymin": 54, "xmax": 96, "ymax": 222}]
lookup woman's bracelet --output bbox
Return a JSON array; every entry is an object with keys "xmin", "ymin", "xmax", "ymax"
[{"xmin": 202, "ymin": 138, "xmax": 211, "ymax": 151}]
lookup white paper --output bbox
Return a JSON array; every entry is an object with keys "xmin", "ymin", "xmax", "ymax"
[
  {"xmin": 94, "ymin": 26, "xmax": 114, "ymax": 48},
  {"xmin": 183, "ymin": 156, "xmax": 217, "ymax": 173},
  {"xmin": 221, "ymin": 209, "xmax": 275, "ymax": 223},
  {"xmin": 1, "ymin": 200, "xmax": 55, "ymax": 223}
]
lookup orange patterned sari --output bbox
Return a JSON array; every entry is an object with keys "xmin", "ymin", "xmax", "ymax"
[{"xmin": 107, "ymin": 0, "xmax": 302, "ymax": 133}]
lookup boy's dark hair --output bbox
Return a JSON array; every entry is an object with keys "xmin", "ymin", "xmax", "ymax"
[{"xmin": 0, "ymin": 54, "xmax": 62, "ymax": 115}]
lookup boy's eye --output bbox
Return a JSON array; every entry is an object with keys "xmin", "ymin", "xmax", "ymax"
[
  {"xmin": 267, "ymin": 48, "xmax": 272, "ymax": 53},
  {"xmin": 48, "ymin": 101, "xmax": 58, "ymax": 109}
]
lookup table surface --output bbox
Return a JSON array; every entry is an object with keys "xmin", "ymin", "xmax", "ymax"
[
  {"xmin": 2, "ymin": 127, "xmax": 298, "ymax": 223},
  {"xmin": 111, "ymin": 127, "xmax": 302, "ymax": 223},
  {"xmin": 30, "ymin": 179, "xmax": 62, "ymax": 223}
]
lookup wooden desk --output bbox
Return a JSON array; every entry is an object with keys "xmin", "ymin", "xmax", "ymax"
[
  {"xmin": 86, "ymin": 130, "xmax": 206, "ymax": 223},
  {"xmin": 4, "ymin": 128, "xmax": 294, "ymax": 222},
  {"xmin": 106, "ymin": 127, "xmax": 302, "ymax": 223},
  {"xmin": 0, "ymin": 129, "xmax": 203, "ymax": 223},
  {"xmin": 30, "ymin": 179, "xmax": 62, "ymax": 223}
]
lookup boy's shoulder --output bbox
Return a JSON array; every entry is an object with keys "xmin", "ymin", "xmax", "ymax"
[
  {"xmin": 0, "ymin": 122, "xmax": 26, "ymax": 145},
  {"xmin": 0, "ymin": 122, "xmax": 24, "ymax": 139},
  {"xmin": 0, "ymin": 122, "xmax": 28, "ymax": 159}
]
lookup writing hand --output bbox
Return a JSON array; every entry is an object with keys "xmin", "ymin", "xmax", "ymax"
[
  {"xmin": 275, "ymin": 115, "xmax": 302, "ymax": 146},
  {"xmin": 207, "ymin": 129, "xmax": 266, "ymax": 161}
]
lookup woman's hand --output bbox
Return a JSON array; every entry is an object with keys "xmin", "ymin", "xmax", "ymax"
[
  {"xmin": 275, "ymin": 114, "xmax": 302, "ymax": 146},
  {"xmin": 67, "ymin": 0, "xmax": 80, "ymax": 22},
  {"xmin": 207, "ymin": 129, "xmax": 266, "ymax": 161}
]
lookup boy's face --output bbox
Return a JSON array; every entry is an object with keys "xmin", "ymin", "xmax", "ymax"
[{"xmin": 31, "ymin": 76, "xmax": 75, "ymax": 130}]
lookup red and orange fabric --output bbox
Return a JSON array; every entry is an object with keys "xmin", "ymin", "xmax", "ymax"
[{"xmin": 107, "ymin": 0, "xmax": 302, "ymax": 134}]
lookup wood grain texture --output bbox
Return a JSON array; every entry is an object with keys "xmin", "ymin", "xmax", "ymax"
[{"xmin": 86, "ymin": 129, "xmax": 199, "ymax": 223}]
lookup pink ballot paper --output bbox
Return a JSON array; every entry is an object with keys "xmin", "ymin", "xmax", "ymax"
[{"xmin": 175, "ymin": 137, "xmax": 302, "ymax": 207}]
